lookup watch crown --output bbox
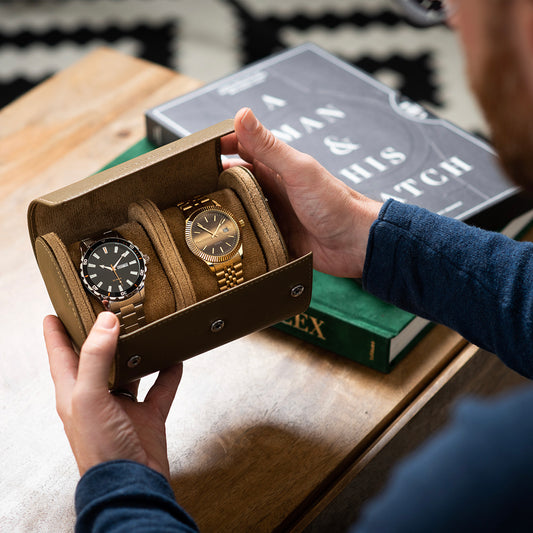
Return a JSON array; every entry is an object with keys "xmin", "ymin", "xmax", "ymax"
[
  {"xmin": 143, "ymin": 254, "xmax": 150, "ymax": 264},
  {"xmin": 239, "ymin": 219, "xmax": 245, "ymax": 227}
]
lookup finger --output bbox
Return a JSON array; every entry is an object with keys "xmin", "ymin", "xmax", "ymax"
[
  {"xmin": 44, "ymin": 315, "xmax": 78, "ymax": 403},
  {"xmin": 144, "ymin": 363, "xmax": 183, "ymax": 420},
  {"xmin": 222, "ymin": 158, "xmax": 252, "ymax": 171},
  {"xmin": 220, "ymin": 132, "xmax": 238, "ymax": 154},
  {"xmin": 234, "ymin": 107, "xmax": 311, "ymax": 178},
  {"xmin": 76, "ymin": 312, "xmax": 120, "ymax": 392}
]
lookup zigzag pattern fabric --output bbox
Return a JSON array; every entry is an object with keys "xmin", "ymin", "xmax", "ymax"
[{"xmin": 0, "ymin": 0, "xmax": 484, "ymax": 132}]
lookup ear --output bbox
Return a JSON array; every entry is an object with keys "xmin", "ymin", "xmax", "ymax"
[{"xmin": 513, "ymin": 0, "xmax": 533, "ymax": 95}]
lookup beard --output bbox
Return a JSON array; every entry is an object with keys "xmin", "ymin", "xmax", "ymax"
[{"xmin": 469, "ymin": 3, "xmax": 533, "ymax": 192}]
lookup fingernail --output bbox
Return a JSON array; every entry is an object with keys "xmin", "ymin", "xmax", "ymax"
[
  {"xmin": 241, "ymin": 108, "xmax": 258, "ymax": 132},
  {"xmin": 96, "ymin": 311, "xmax": 117, "ymax": 330}
]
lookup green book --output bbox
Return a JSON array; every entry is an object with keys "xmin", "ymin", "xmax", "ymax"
[
  {"xmin": 276, "ymin": 271, "xmax": 431, "ymax": 373},
  {"xmin": 101, "ymin": 138, "xmax": 433, "ymax": 373}
]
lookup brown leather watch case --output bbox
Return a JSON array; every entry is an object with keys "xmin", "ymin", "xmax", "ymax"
[{"xmin": 28, "ymin": 119, "xmax": 313, "ymax": 388}]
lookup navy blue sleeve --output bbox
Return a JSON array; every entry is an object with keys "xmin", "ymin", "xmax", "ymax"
[
  {"xmin": 352, "ymin": 385, "xmax": 533, "ymax": 533},
  {"xmin": 363, "ymin": 200, "xmax": 533, "ymax": 378},
  {"xmin": 75, "ymin": 460, "xmax": 198, "ymax": 533}
]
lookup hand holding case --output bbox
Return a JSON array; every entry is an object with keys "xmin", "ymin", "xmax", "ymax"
[{"xmin": 28, "ymin": 120, "xmax": 313, "ymax": 388}]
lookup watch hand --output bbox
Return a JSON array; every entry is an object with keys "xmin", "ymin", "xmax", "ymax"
[
  {"xmin": 100, "ymin": 265, "xmax": 113, "ymax": 271},
  {"xmin": 197, "ymin": 223, "xmax": 215, "ymax": 237},
  {"xmin": 111, "ymin": 265, "xmax": 122, "ymax": 283},
  {"xmin": 112, "ymin": 251, "xmax": 128, "ymax": 270},
  {"xmin": 213, "ymin": 219, "xmax": 224, "ymax": 238}
]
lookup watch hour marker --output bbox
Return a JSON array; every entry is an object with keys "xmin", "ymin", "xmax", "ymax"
[
  {"xmin": 88, "ymin": 263, "xmax": 96, "ymax": 268},
  {"xmin": 127, "ymin": 280, "xmax": 133, "ymax": 286},
  {"xmin": 103, "ymin": 247, "xmax": 108, "ymax": 254},
  {"xmin": 118, "ymin": 285, "xmax": 123, "ymax": 292},
  {"xmin": 90, "ymin": 274, "xmax": 97, "ymax": 279},
  {"xmin": 128, "ymin": 260, "xmax": 136, "ymax": 265},
  {"xmin": 114, "ymin": 246, "xmax": 118, "ymax": 253},
  {"xmin": 107, "ymin": 285, "xmax": 112, "ymax": 292},
  {"xmin": 130, "ymin": 271, "xmax": 138, "ymax": 276},
  {"xmin": 97, "ymin": 281, "xmax": 103, "ymax": 288},
  {"xmin": 93, "ymin": 253, "xmax": 100, "ymax": 260}
]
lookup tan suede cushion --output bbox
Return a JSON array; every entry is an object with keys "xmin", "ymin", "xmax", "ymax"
[
  {"xmin": 218, "ymin": 166, "xmax": 288, "ymax": 268},
  {"xmin": 129, "ymin": 199, "xmax": 196, "ymax": 310}
]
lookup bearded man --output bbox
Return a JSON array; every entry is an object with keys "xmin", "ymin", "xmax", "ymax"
[{"xmin": 45, "ymin": 1, "xmax": 533, "ymax": 531}]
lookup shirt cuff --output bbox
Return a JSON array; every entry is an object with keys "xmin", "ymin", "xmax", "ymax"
[
  {"xmin": 75, "ymin": 460, "xmax": 198, "ymax": 532},
  {"xmin": 362, "ymin": 199, "xmax": 407, "ymax": 299}
]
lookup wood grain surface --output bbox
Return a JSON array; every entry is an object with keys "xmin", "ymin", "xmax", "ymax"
[{"xmin": 0, "ymin": 48, "xmax": 522, "ymax": 532}]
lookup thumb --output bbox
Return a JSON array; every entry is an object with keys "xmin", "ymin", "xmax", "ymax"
[
  {"xmin": 77, "ymin": 312, "xmax": 120, "ymax": 390},
  {"xmin": 235, "ymin": 107, "xmax": 312, "ymax": 179}
]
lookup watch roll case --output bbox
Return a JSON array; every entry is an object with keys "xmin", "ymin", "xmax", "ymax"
[{"xmin": 28, "ymin": 120, "xmax": 313, "ymax": 388}]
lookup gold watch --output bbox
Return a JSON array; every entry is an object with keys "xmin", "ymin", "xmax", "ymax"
[
  {"xmin": 178, "ymin": 196, "xmax": 244, "ymax": 291},
  {"xmin": 80, "ymin": 230, "xmax": 148, "ymax": 334}
]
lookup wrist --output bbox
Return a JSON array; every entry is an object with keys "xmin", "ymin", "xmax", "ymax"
[{"xmin": 347, "ymin": 193, "xmax": 383, "ymax": 278}]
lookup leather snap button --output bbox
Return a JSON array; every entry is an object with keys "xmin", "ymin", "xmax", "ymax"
[
  {"xmin": 291, "ymin": 284, "xmax": 305, "ymax": 298},
  {"xmin": 211, "ymin": 319, "xmax": 225, "ymax": 333}
]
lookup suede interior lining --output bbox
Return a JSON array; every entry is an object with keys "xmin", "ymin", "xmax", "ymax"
[
  {"xmin": 129, "ymin": 199, "xmax": 197, "ymax": 310},
  {"xmin": 41, "ymin": 168, "xmax": 285, "ymax": 339},
  {"xmin": 36, "ymin": 232, "xmax": 96, "ymax": 348},
  {"xmin": 28, "ymin": 121, "xmax": 231, "ymax": 251},
  {"xmin": 218, "ymin": 166, "xmax": 289, "ymax": 268}
]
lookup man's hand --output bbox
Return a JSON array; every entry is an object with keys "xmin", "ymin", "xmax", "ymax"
[
  {"xmin": 44, "ymin": 312, "xmax": 182, "ymax": 481},
  {"xmin": 221, "ymin": 108, "xmax": 382, "ymax": 279}
]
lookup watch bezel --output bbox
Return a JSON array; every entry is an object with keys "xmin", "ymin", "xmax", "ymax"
[
  {"xmin": 80, "ymin": 236, "xmax": 147, "ymax": 301},
  {"xmin": 185, "ymin": 206, "xmax": 242, "ymax": 264}
]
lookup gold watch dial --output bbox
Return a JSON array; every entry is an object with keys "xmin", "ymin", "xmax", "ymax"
[{"xmin": 186, "ymin": 207, "xmax": 241, "ymax": 263}]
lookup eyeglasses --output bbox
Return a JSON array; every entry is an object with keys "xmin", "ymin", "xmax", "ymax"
[{"xmin": 393, "ymin": 0, "xmax": 456, "ymax": 27}]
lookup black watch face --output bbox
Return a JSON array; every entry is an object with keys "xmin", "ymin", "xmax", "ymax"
[
  {"xmin": 80, "ymin": 237, "xmax": 146, "ymax": 300},
  {"xmin": 186, "ymin": 207, "xmax": 241, "ymax": 263}
]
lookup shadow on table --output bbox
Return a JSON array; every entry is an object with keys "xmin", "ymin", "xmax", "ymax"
[{"xmin": 169, "ymin": 422, "xmax": 342, "ymax": 532}]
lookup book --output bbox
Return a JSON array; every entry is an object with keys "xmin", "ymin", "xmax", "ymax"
[
  {"xmin": 279, "ymin": 271, "xmax": 431, "ymax": 374},
  {"xmin": 144, "ymin": 43, "xmax": 532, "ymax": 372}
]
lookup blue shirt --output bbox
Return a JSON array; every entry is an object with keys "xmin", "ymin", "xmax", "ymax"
[{"xmin": 75, "ymin": 201, "xmax": 533, "ymax": 532}]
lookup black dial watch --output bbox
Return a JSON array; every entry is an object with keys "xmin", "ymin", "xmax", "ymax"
[
  {"xmin": 80, "ymin": 231, "xmax": 148, "ymax": 333},
  {"xmin": 178, "ymin": 196, "xmax": 244, "ymax": 291}
]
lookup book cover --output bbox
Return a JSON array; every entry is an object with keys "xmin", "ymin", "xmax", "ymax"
[
  {"xmin": 146, "ymin": 43, "xmax": 531, "ymax": 231},
  {"xmin": 277, "ymin": 271, "xmax": 431, "ymax": 373},
  {"xmin": 143, "ymin": 44, "xmax": 532, "ymax": 371}
]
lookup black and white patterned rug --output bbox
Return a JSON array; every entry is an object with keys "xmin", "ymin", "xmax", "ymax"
[{"xmin": 0, "ymin": 0, "xmax": 485, "ymax": 133}]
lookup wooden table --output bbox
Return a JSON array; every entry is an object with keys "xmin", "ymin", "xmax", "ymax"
[{"xmin": 0, "ymin": 49, "xmax": 528, "ymax": 532}]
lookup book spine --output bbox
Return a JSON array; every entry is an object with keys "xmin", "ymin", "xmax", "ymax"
[
  {"xmin": 273, "ymin": 306, "xmax": 393, "ymax": 373},
  {"xmin": 145, "ymin": 113, "xmax": 181, "ymax": 146}
]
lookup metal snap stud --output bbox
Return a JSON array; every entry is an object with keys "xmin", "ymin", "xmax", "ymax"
[
  {"xmin": 290, "ymin": 284, "xmax": 305, "ymax": 298},
  {"xmin": 127, "ymin": 355, "xmax": 142, "ymax": 368},
  {"xmin": 211, "ymin": 319, "xmax": 225, "ymax": 333}
]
